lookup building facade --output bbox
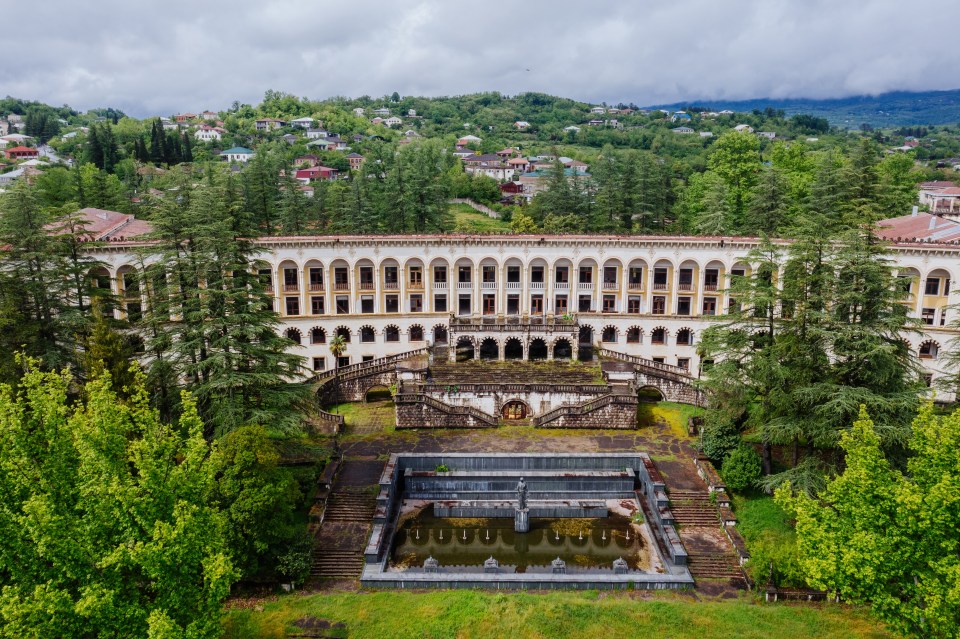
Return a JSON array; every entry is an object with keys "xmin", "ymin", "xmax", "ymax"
[{"xmin": 87, "ymin": 234, "xmax": 958, "ymax": 393}]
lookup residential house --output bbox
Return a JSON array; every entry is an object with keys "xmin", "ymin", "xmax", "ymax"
[
  {"xmin": 295, "ymin": 154, "xmax": 320, "ymax": 167},
  {"xmin": 564, "ymin": 125, "xmax": 581, "ymax": 133},
  {"xmin": 0, "ymin": 120, "xmax": 8, "ymax": 136},
  {"xmin": 282, "ymin": 133, "xmax": 298, "ymax": 144},
  {"xmin": 255, "ymin": 118, "xmax": 286, "ymax": 131},
  {"xmin": 919, "ymin": 182, "xmax": 960, "ymax": 213},
  {"xmin": 291, "ymin": 117, "xmax": 316, "ymax": 128},
  {"xmin": 371, "ymin": 117, "xmax": 384, "ymax": 125},
  {"xmin": 456, "ymin": 134, "xmax": 482, "ymax": 149},
  {"xmin": 353, "ymin": 107, "xmax": 365, "ymax": 117},
  {"xmin": 719, "ymin": 110, "xmax": 735, "ymax": 116},
  {"xmin": 373, "ymin": 107, "xmax": 391, "ymax": 116},
  {"xmin": 507, "ymin": 157, "xmax": 530, "ymax": 172},
  {"xmin": 384, "ymin": 116, "xmax": 403, "ymax": 127},
  {"xmin": 452, "ymin": 149, "xmax": 475, "ymax": 159},
  {"xmin": 671, "ymin": 126, "xmax": 695, "ymax": 134},
  {"xmin": 0, "ymin": 134, "xmax": 31, "ymax": 144},
  {"xmin": 607, "ymin": 108, "xmax": 621, "ymax": 115},
  {"xmin": 0, "ymin": 166, "xmax": 42, "ymax": 186},
  {"xmin": 174, "ymin": 113, "xmax": 196, "ymax": 122},
  {"xmin": 194, "ymin": 126, "xmax": 222, "ymax": 142},
  {"xmin": 295, "ymin": 166, "xmax": 339, "ymax": 183},
  {"xmin": 496, "ymin": 147, "xmax": 520, "ymax": 159},
  {"xmin": 514, "ymin": 120, "xmax": 531, "ymax": 130},
  {"xmin": 200, "ymin": 110, "xmax": 218, "ymax": 120},
  {"xmin": 219, "ymin": 146, "xmax": 255, "ymax": 162},
  {"xmin": 518, "ymin": 168, "xmax": 590, "ymax": 201},
  {"xmin": 756, "ymin": 131, "xmax": 776, "ymax": 140},
  {"xmin": 671, "ymin": 111, "xmax": 692, "ymax": 122},
  {"xmin": 461, "ymin": 153, "xmax": 515, "ymax": 181},
  {"xmin": 565, "ymin": 160, "xmax": 589, "ymax": 174},
  {"xmin": 408, "ymin": 109, "xmax": 417, "ymax": 117},
  {"xmin": 590, "ymin": 106, "xmax": 606, "ymax": 114},
  {"xmin": 587, "ymin": 119, "xmax": 605, "ymax": 126},
  {"xmin": 699, "ymin": 131, "xmax": 714, "ymax": 138},
  {"xmin": 160, "ymin": 117, "xmax": 178, "ymax": 131},
  {"xmin": 734, "ymin": 124, "xmax": 754, "ymax": 133},
  {"xmin": 346, "ymin": 153, "xmax": 364, "ymax": 171},
  {"xmin": 4, "ymin": 146, "xmax": 39, "ymax": 160},
  {"xmin": 306, "ymin": 128, "xmax": 328, "ymax": 139}
]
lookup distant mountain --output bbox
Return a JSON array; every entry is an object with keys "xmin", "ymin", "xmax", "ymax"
[{"xmin": 647, "ymin": 89, "xmax": 960, "ymax": 128}]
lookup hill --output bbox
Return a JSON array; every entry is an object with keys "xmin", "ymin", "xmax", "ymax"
[{"xmin": 647, "ymin": 88, "xmax": 960, "ymax": 128}]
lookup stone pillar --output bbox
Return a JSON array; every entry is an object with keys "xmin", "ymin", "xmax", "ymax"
[
  {"xmin": 572, "ymin": 342, "xmax": 579, "ymax": 361},
  {"xmin": 498, "ymin": 341, "xmax": 505, "ymax": 361},
  {"xmin": 514, "ymin": 508, "xmax": 529, "ymax": 533},
  {"xmin": 449, "ymin": 341, "xmax": 456, "ymax": 362},
  {"xmin": 547, "ymin": 343, "xmax": 554, "ymax": 361}
]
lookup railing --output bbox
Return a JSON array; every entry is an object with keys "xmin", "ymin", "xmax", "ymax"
[
  {"xmin": 313, "ymin": 409, "xmax": 345, "ymax": 429},
  {"xmin": 394, "ymin": 392, "xmax": 498, "ymax": 426},
  {"xmin": 598, "ymin": 347, "xmax": 693, "ymax": 382},
  {"xmin": 283, "ymin": 284, "xmax": 299, "ymax": 292},
  {"xmin": 334, "ymin": 282, "xmax": 349, "ymax": 291},
  {"xmin": 309, "ymin": 282, "xmax": 324, "ymax": 291},
  {"xmin": 678, "ymin": 282, "xmax": 693, "ymax": 291},
  {"xmin": 359, "ymin": 281, "xmax": 374, "ymax": 290},
  {"xmin": 481, "ymin": 281, "xmax": 497, "ymax": 289},
  {"xmin": 433, "ymin": 281, "xmax": 448, "ymax": 289},
  {"xmin": 313, "ymin": 348, "xmax": 429, "ymax": 386},
  {"xmin": 578, "ymin": 282, "xmax": 593, "ymax": 290},
  {"xmin": 457, "ymin": 281, "xmax": 472, "ymax": 289},
  {"xmin": 628, "ymin": 282, "xmax": 643, "ymax": 290},
  {"xmin": 653, "ymin": 282, "xmax": 668, "ymax": 291},
  {"xmin": 421, "ymin": 383, "xmax": 609, "ymax": 394},
  {"xmin": 704, "ymin": 283, "xmax": 718, "ymax": 292},
  {"xmin": 533, "ymin": 393, "xmax": 634, "ymax": 427},
  {"xmin": 506, "ymin": 281, "xmax": 522, "ymax": 289},
  {"xmin": 383, "ymin": 281, "xmax": 399, "ymax": 290},
  {"xmin": 602, "ymin": 281, "xmax": 618, "ymax": 289},
  {"xmin": 408, "ymin": 281, "xmax": 424, "ymax": 289}
]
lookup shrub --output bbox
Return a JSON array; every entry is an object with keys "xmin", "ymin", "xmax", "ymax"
[
  {"xmin": 700, "ymin": 412, "xmax": 741, "ymax": 462},
  {"xmin": 721, "ymin": 445, "xmax": 763, "ymax": 492}
]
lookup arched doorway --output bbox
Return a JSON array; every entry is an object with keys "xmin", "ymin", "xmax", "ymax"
[
  {"xmin": 365, "ymin": 385, "xmax": 393, "ymax": 402},
  {"xmin": 553, "ymin": 338, "xmax": 572, "ymax": 360},
  {"xmin": 455, "ymin": 336, "xmax": 474, "ymax": 361},
  {"xmin": 578, "ymin": 326, "xmax": 594, "ymax": 361},
  {"xmin": 504, "ymin": 337, "xmax": 524, "ymax": 360},
  {"xmin": 638, "ymin": 386, "xmax": 665, "ymax": 403},
  {"xmin": 433, "ymin": 325, "xmax": 448, "ymax": 345},
  {"xmin": 528, "ymin": 338, "xmax": 548, "ymax": 360},
  {"xmin": 479, "ymin": 337, "xmax": 499, "ymax": 360},
  {"xmin": 637, "ymin": 386, "xmax": 664, "ymax": 428},
  {"xmin": 501, "ymin": 400, "xmax": 529, "ymax": 421}
]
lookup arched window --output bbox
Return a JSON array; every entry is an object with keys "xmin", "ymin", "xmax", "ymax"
[
  {"xmin": 409, "ymin": 325, "xmax": 424, "ymax": 342},
  {"xmin": 385, "ymin": 325, "xmax": 400, "ymax": 342},
  {"xmin": 310, "ymin": 327, "xmax": 326, "ymax": 344},
  {"xmin": 919, "ymin": 340, "xmax": 940, "ymax": 360},
  {"xmin": 626, "ymin": 327, "xmax": 642, "ymax": 344},
  {"xmin": 360, "ymin": 326, "xmax": 376, "ymax": 343},
  {"xmin": 335, "ymin": 326, "xmax": 351, "ymax": 342},
  {"xmin": 285, "ymin": 328, "xmax": 302, "ymax": 344},
  {"xmin": 601, "ymin": 326, "xmax": 618, "ymax": 343},
  {"xmin": 676, "ymin": 328, "xmax": 693, "ymax": 346},
  {"xmin": 651, "ymin": 327, "xmax": 667, "ymax": 345}
]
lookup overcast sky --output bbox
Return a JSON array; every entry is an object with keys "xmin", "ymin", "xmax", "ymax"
[{"xmin": 3, "ymin": 0, "xmax": 957, "ymax": 118}]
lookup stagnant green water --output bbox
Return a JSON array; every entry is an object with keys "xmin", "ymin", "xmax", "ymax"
[{"xmin": 391, "ymin": 513, "xmax": 652, "ymax": 574}]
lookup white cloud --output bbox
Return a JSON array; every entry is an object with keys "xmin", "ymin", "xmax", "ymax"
[{"xmin": 4, "ymin": 0, "xmax": 959, "ymax": 116}]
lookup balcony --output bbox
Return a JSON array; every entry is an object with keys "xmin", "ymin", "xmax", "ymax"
[
  {"xmin": 309, "ymin": 282, "xmax": 324, "ymax": 291},
  {"xmin": 433, "ymin": 281, "xmax": 448, "ymax": 290},
  {"xmin": 383, "ymin": 281, "xmax": 399, "ymax": 290},
  {"xmin": 530, "ymin": 281, "xmax": 545, "ymax": 290},
  {"xmin": 628, "ymin": 282, "xmax": 643, "ymax": 291},
  {"xmin": 334, "ymin": 282, "xmax": 349, "ymax": 291},
  {"xmin": 408, "ymin": 280, "xmax": 424, "ymax": 290},
  {"xmin": 704, "ymin": 283, "xmax": 718, "ymax": 292},
  {"xmin": 283, "ymin": 284, "xmax": 299, "ymax": 293},
  {"xmin": 602, "ymin": 281, "xmax": 618, "ymax": 290},
  {"xmin": 481, "ymin": 281, "xmax": 497, "ymax": 290},
  {"xmin": 359, "ymin": 281, "xmax": 375, "ymax": 291},
  {"xmin": 678, "ymin": 282, "xmax": 693, "ymax": 292},
  {"xmin": 555, "ymin": 281, "xmax": 570, "ymax": 290},
  {"xmin": 506, "ymin": 281, "xmax": 522, "ymax": 290},
  {"xmin": 457, "ymin": 281, "xmax": 473, "ymax": 290},
  {"xmin": 578, "ymin": 282, "xmax": 593, "ymax": 290},
  {"xmin": 653, "ymin": 282, "xmax": 668, "ymax": 291}
]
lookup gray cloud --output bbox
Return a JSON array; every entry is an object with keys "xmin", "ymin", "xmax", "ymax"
[{"xmin": 2, "ymin": 0, "xmax": 958, "ymax": 117}]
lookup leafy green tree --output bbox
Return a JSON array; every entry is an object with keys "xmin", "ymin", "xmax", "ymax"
[
  {"xmin": 211, "ymin": 426, "xmax": 305, "ymax": 582},
  {"xmin": 721, "ymin": 444, "xmax": 763, "ymax": 491},
  {"xmin": 510, "ymin": 210, "xmax": 539, "ymax": 233},
  {"xmin": 778, "ymin": 404, "xmax": 960, "ymax": 639},
  {"xmin": 707, "ymin": 131, "xmax": 762, "ymax": 226},
  {"xmin": 0, "ymin": 363, "xmax": 237, "ymax": 639}
]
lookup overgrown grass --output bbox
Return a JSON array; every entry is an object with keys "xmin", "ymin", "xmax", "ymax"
[
  {"xmin": 222, "ymin": 590, "xmax": 895, "ymax": 639},
  {"xmin": 325, "ymin": 400, "xmax": 396, "ymax": 434},
  {"xmin": 650, "ymin": 401, "xmax": 704, "ymax": 439},
  {"xmin": 733, "ymin": 492, "xmax": 806, "ymax": 588},
  {"xmin": 450, "ymin": 203, "xmax": 512, "ymax": 233}
]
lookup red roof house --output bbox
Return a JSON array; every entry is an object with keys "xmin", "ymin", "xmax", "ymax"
[{"xmin": 4, "ymin": 146, "xmax": 38, "ymax": 160}]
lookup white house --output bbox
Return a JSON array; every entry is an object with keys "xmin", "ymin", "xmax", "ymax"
[
  {"xmin": 756, "ymin": 131, "xmax": 776, "ymax": 140},
  {"xmin": 291, "ymin": 117, "xmax": 316, "ymax": 128},
  {"xmin": 384, "ymin": 116, "xmax": 403, "ymax": 127},
  {"xmin": 373, "ymin": 107, "xmax": 391, "ymax": 116},
  {"xmin": 734, "ymin": 124, "xmax": 754, "ymax": 133},
  {"xmin": 590, "ymin": 106, "xmax": 606, "ymax": 114},
  {"xmin": 219, "ymin": 147, "xmax": 255, "ymax": 163},
  {"xmin": 564, "ymin": 125, "xmax": 581, "ymax": 133},
  {"xmin": 353, "ymin": 107, "xmax": 365, "ymax": 117},
  {"xmin": 514, "ymin": 121, "xmax": 531, "ymax": 130},
  {"xmin": 671, "ymin": 126, "xmax": 695, "ymax": 134},
  {"xmin": 194, "ymin": 126, "xmax": 222, "ymax": 142}
]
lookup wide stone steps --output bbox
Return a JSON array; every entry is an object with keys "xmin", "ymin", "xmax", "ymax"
[
  {"xmin": 687, "ymin": 553, "xmax": 743, "ymax": 579},
  {"xmin": 322, "ymin": 492, "xmax": 376, "ymax": 522},
  {"xmin": 671, "ymin": 505, "xmax": 719, "ymax": 526},
  {"xmin": 310, "ymin": 550, "xmax": 365, "ymax": 578}
]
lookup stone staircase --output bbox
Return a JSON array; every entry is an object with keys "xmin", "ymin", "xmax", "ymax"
[
  {"xmin": 310, "ymin": 460, "xmax": 382, "ymax": 581},
  {"xmin": 669, "ymin": 490, "xmax": 719, "ymax": 527},
  {"xmin": 669, "ymin": 488, "xmax": 747, "ymax": 585},
  {"xmin": 687, "ymin": 552, "xmax": 744, "ymax": 580}
]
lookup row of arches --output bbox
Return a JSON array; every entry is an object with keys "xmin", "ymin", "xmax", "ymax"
[
  {"xmin": 597, "ymin": 325, "xmax": 695, "ymax": 346},
  {"xmin": 285, "ymin": 324, "xmax": 434, "ymax": 345},
  {"xmin": 454, "ymin": 336, "xmax": 574, "ymax": 361}
]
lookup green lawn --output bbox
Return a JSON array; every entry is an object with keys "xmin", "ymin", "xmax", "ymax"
[
  {"xmin": 651, "ymin": 401, "xmax": 704, "ymax": 439},
  {"xmin": 450, "ymin": 203, "xmax": 512, "ymax": 233},
  {"xmin": 733, "ymin": 492, "xmax": 805, "ymax": 587},
  {"xmin": 325, "ymin": 400, "xmax": 396, "ymax": 434},
  {"xmin": 222, "ymin": 590, "xmax": 896, "ymax": 639}
]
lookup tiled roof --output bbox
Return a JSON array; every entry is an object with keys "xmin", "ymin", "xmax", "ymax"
[{"xmin": 876, "ymin": 212, "xmax": 960, "ymax": 243}]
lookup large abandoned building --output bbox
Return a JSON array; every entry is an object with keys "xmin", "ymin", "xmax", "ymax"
[{"xmin": 82, "ymin": 208, "xmax": 960, "ymax": 420}]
